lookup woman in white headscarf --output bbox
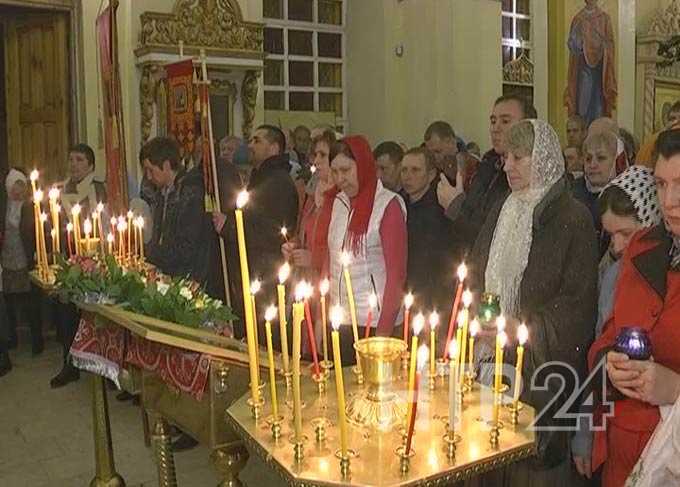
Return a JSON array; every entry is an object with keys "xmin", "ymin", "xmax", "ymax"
[
  {"xmin": 468, "ymin": 120, "xmax": 599, "ymax": 486},
  {"xmin": 1, "ymin": 169, "xmax": 43, "ymax": 356}
]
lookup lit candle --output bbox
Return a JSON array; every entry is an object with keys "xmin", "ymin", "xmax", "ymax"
[
  {"xmin": 402, "ymin": 292, "xmax": 414, "ymax": 342},
  {"xmin": 405, "ymin": 345, "xmax": 429, "ymax": 454},
  {"xmin": 110, "ymin": 216, "xmax": 117, "ymax": 239},
  {"xmin": 330, "ymin": 305, "xmax": 348, "ymax": 456},
  {"xmin": 116, "ymin": 218, "xmax": 127, "ymax": 262},
  {"xmin": 277, "ymin": 263, "xmax": 291, "ymax": 374},
  {"xmin": 513, "ymin": 324, "xmax": 528, "ymax": 407},
  {"xmin": 301, "ymin": 281, "xmax": 321, "ymax": 376},
  {"xmin": 50, "ymin": 229, "xmax": 57, "ymax": 265},
  {"xmin": 32, "ymin": 190, "xmax": 43, "ymax": 268},
  {"xmin": 83, "ymin": 218, "xmax": 93, "ymax": 253},
  {"xmin": 48, "ymin": 187, "xmax": 60, "ymax": 253},
  {"xmin": 280, "ymin": 226, "xmax": 288, "ymax": 242},
  {"xmin": 251, "ymin": 278, "xmax": 262, "ymax": 387},
  {"xmin": 458, "ymin": 290, "xmax": 472, "ymax": 384},
  {"xmin": 406, "ymin": 313, "xmax": 425, "ymax": 428},
  {"xmin": 448, "ymin": 340, "xmax": 459, "ymax": 435},
  {"xmin": 429, "ymin": 311, "xmax": 439, "ymax": 380},
  {"xmin": 340, "ymin": 251, "xmax": 361, "ymax": 374},
  {"xmin": 494, "ymin": 316, "xmax": 506, "ymax": 394},
  {"xmin": 364, "ymin": 293, "xmax": 377, "ymax": 338},
  {"xmin": 468, "ymin": 318, "xmax": 480, "ymax": 376},
  {"xmin": 126, "ymin": 210, "xmax": 133, "ymax": 258},
  {"xmin": 235, "ymin": 190, "xmax": 259, "ymax": 406},
  {"xmin": 443, "ymin": 263, "xmax": 467, "ymax": 360},
  {"xmin": 96, "ymin": 202, "xmax": 105, "ymax": 253},
  {"xmin": 29, "ymin": 169, "xmax": 39, "ymax": 194},
  {"xmin": 264, "ymin": 306, "xmax": 280, "ymax": 420},
  {"xmin": 493, "ymin": 331, "xmax": 508, "ymax": 425},
  {"xmin": 71, "ymin": 204, "xmax": 82, "ymax": 256},
  {"xmin": 137, "ymin": 217, "xmax": 145, "ymax": 261},
  {"xmin": 66, "ymin": 223, "xmax": 74, "ymax": 257},
  {"xmin": 107, "ymin": 232, "xmax": 115, "ymax": 255},
  {"xmin": 54, "ymin": 204, "xmax": 61, "ymax": 254},
  {"xmin": 38, "ymin": 213, "xmax": 48, "ymax": 269},
  {"xmin": 292, "ymin": 285, "xmax": 305, "ymax": 441},
  {"xmin": 319, "ymin": 278, "xmax": 330, "ymax": 364}
]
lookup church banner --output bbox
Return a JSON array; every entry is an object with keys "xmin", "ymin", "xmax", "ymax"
[
  {"xmin": 166, "ymin": 59, "xmax": 197, "ymax": 162},
  {"xmin": 96, "ymin": 2, "xmax": 128, "ymax": 212}
]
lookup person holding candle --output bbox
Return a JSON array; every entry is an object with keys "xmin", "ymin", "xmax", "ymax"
[
  {"xmin": 587, "ymin": 129, "xmax": 680, "ymax": 487},
  {"xmin": 60, "ymin": 144, "xmax": 107, "ymax": 233},
  {"xmin": 0, "ymin": 169, "xmax": 43, "ymax": 355},
  {"xmin": 326, "ymin": 136, "xmax": 407, "ymax": 364},
  {"xmin": 468, "ymin": 120, "xmax": 598, "ymax": 486}
]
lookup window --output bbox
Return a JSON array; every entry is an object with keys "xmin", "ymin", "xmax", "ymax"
[
  {"xmin": 263, "ymin": 0, "xmax": 346, "ymax": 130},
  {"xmin": 501, "ymin": 0, "xmax": 533, "ymax": 103}
]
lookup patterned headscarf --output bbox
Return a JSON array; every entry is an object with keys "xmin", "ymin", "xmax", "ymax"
[{"xmin": 601, "ymin": 165, "xmax": 661, "ymax": 228}]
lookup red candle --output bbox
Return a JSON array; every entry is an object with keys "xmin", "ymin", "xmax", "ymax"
[
  {"xmin": 443, "ymin": 263, "xmax": 467, "ymax": 361},
  {"xmin": 364, "ymin": 293, "xmax": 377, "ymax": 338},
  {"xmin": 402, "ymin": 292, "xmax": 414, "ymax": 342},
  {"xmin": 405, "ymin": 345, "xmax": 428, "ymax": 454},
  {"xmin": 303, "ymin": 285, "xmax": 320, "ymax": 376}
]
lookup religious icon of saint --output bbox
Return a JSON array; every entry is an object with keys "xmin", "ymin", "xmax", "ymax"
[{"xmin": 564, "ymin": 0, "xmax": 617, "ymax": 125}]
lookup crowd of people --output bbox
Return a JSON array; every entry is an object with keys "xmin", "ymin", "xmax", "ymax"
[{"xmin": 1, "ymin": 93, "xmax": 679, "ymax": 486}]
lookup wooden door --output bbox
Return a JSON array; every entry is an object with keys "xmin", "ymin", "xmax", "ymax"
[{"xmin": 5, "ymin": 12, "xmax": 70, "ymax": 182}]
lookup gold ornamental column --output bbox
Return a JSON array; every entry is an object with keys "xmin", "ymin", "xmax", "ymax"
[
  {"xmin": 90, "ymin": 375, "xmax": 126, "ymax": 487},
  {"xmin": 151, "ymin": 417, "xmax": 178, "ymax": 487}
]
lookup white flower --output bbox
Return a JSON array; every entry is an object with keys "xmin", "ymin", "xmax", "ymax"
[
  {"xmin": 157, "ymin": 282, "xmax": 170, "ymax": 296},
  {"xmin": 179, "ymin": 286, "xmax": 193, "ymax": 300}
]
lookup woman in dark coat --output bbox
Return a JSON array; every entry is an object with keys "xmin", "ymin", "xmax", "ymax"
[{"xmin": 468, "ymin": 120, "xmax": 598, "ymax": 486}]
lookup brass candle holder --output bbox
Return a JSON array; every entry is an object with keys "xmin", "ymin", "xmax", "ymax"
[
  {"xmin": 247, "ymin": 396, "xmax": 264, "ymax": 420},
  {"xmin": 464, "ymin": 370, "xmax": 476, "ymax": 391},
  {"xmin": 443, "ymin": 430, "xmax": 461, "ymax": 461},
  {"xmin": 395, "ymin": 444, "xmax": 415, "ymax": 475},
  {"xmin": 428, "ymin": 371, "xmax": 437, "ymax": 391},
  {"xmin": 292, "ymin": 437, "xmax": 307, "ymax": 463},
  {"xmin": 311, "ymin": 417, "xmax": 332, "ymax": 444},
  {"xmin": 320, "ymin": 359, "xmax": 334, "ymax": 375},
  {"xmin": 312, "ymin": 371, "xmax": 327, "ymax": 395},
  {"xmin": 335, "ymin": 449, "xmax": 357, "ymax": 479},
  {"xmin": 401, "ymin": 350, "xmax": 410, "ymax": 378},
  {"xmin": 268, "ymin": 415, "xmax": 283, "ymax": 440},
  {"xmin": 506, "ymin": 402, "xmax": 523, "ymax": 425},
  {"xmin": 489, "ymin": 422, "xmax": 501, "ymax": 448},
  {"xmin": 352, "ymin": 364, "xmax": 365, "ymax": 385}
]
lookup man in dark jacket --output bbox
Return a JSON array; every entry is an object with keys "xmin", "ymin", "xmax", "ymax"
[
  {"xmin": 437, "ymin": 95, "xmax": 537, "ymax": 251},
  {"xmin": 213, "ymin": 125, "xmax": 299, "ymax": 336},
  {"xmin": 401, "ymin": 148, "xmax": 457, "ymax": 315}
]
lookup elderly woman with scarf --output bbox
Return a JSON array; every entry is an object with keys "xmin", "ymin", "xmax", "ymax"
[
  {"xmin": 572, "ymin": 166, "xmax": 662, "ymax": 480},
  {"xmin": 468, "ymin": 120, "xmax": 598, "ymax": 486},
  {"xmin": 326, "ymin": 135, "xmax": 407, "ymax": 364},
  {"xmin": 0, "ymin": 169, "xmax": 43, "ymax": 356}
]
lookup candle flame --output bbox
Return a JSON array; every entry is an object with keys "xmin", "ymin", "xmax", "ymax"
[
  {"xmin": 310, "ymin": 165, "xmax": 317, "ymax": 174},
  {"xmin": 417, "ymin": 345, "xmax": 429, "ymax": 370},
  {"xmin": 236, "ymin": 190, "xmax": 249, "ymax": 209},
  {"xmin": 496, "ymin": 315, "xmax": 506, "ymax": 333},
  {"xmin": 39, "ymin": 212, "xmax": 47, "ymax": 223},
  {"xmin": 117, "ymin": 215, "xmax": 125, "ymax": 225},
  {"xmin": 250, "ymin": 279, "xmax": 261, "ymax": 295},
  {"xmin": 83, "ymin": 218, "xmax": 92, "ymax": 234},
  {"xmin": 48, "ymin": 187, "xmax": 60, "ymax": 201},
  {"xmin": 34, "ymin": 189, "xmax": 44, "ymax": 203},
  {"xmin": 457, "ymin": 310, "xmax": 467, "ymax": 326},
  {"xmin": 55, "ymin": 204, "xmax": 61, "ymax": 213},
  {"xmin": 294, "ymin": 282, "xmax": 306, "ymax": 302},
  {"xmin": 428, "ymin": 311, "xmax": 439, "ymax": 329},
  {"xmin": 413, "ymin": 312, "xmax": 425, "ymax": 335},
  {"xmin": 462, "ymin": 289, "xmax": 473, "ymax": 308},
  {"xmin": 265, "ymin": 305, "xmax": 277, "ymax": 322},
  {"xmin": 280, "ymin": 226, "xmax": 288, "ymax": 238},
  {"xmin": 469, "ymin": 318, "xmax": 480, "ymax": 337},
  {"xmin": 107, "ymin": 233, "xmax": 114, "ymax": 243},
  {"xmin": 330, "ymin": 305, "xmax": 343, "ymax": 330},
  {"xmin": 404, "ymin": 292, "xmax": 414, "ymax": 309},
  {"xmin": 96, "ymin": 202, "xmax": 104, "ymax": 213},
  {"xmin": 66, "ymin": 223, "xmax": 73, "ymax": 232},
  {"xmin": 30, "ymin": 169, "xmax": 39, "ymax": 182},
  {"xmin": 126, "ymin": 210, "xmax": 134, "ymax": 219},
  {"xmin": 72, "ymin": 204, "xmax": 81, "ymax": 216},
  {"xmin": 110, "ymin": 216, "xmax": 117, "ymax": 226},
  {"xmin": 117, "ymin": 220, "xmax": 127, "ymax": 232},
  {"xmin": 340, "ymin": 250, "xmax": 352, "ymax": 267},
  {"xmin": 518, "ymin": 323, "xmax": 529, "ymax": 345},
  {"xmin": 498, "ymin": 331, "xmax": 508, "ymax": 348},
  {"xmin": 50, "ymin": 228, "xmax": 56, "ymax": 238},
  {"xmin": 457, "ymin": 263, "xmax": 468, "ymax": 281},
  {"xmin": 137, "ymin": 217, "xmax": 145, "ymax": 229},
  {"xmin": 368, "ymin": 293, "xmax": 377, "ymax": 309},
  {"xmin": 319, "ymin": 277, "xmax": 329, "ymax": 296},
  {"xmin": 278, "ymin": 262, "xmax": 291, "ymax": 284},
  {"xmin": 448, "ymin": 339, "xmax": 459, "ymax": 360}
]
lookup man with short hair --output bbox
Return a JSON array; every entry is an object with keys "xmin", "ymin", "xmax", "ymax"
[
  {"xmin": 293, "ymin": 125, "xmax": 312, "ymax": 164},
  {"xmin": 437, "ymin": 94, "xmax": 537, "ymax": 250},
  {"xmin": 567, "ymin": 114, "xmax": 588, "ymax": 148},
  {"xmin": 667, "ymin": 101, "xmax": 680, "ymax": 129},
  {"xmin": 424, "ymin": 121, "xmax": 459, "ymax": 183},
  {"xmin": 374, "ymin": 141, "xmax": 404, "ymax": 193},
  {"xmin": 401, "ymin": 148, "xmax": 457, "ymax": 312},
  {"xmin": 564, "ymin": 145, "xmax": 584, "ymax": 178}
]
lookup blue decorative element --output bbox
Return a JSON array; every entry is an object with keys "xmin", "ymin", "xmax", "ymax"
[{"xmin": 614, "ymin": 327, "xmax": 652, "ymax": 361}]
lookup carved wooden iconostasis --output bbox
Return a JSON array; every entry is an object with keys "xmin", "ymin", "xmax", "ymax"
[
  {"xmin": 637, "ymin": 0, "xmax": 680, "ymax": 138},
  {"xmin": 134, "ymin": 0, "xmax": 264, "ymax": 149}
]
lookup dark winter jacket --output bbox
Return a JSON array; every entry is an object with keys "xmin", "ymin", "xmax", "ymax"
[{"xmin": 572, "ymin": 176, "xmax": 609, "ymax": 257}]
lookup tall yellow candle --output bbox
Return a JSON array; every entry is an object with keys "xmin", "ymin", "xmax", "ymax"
[
  {"xmin": 96, "ymin": 202, "xmax": 105, "ymax": 255},
  {"xmin": 32, "ymin": 190, "xmax": 43, "ymax": 268},
  {"xmin": 38, "ymin": 213, "xmax": 48, "ymax": 269},
  {"xmin": 494, "ymin": 316, "xmax": 506, "ymax": 394},
  {"xmin": 493, "ymin": 331, "xmax": 508, "ymax": 425},
  {"xmin": 428, "ymin": 311, "xmax": 439, "ymax": 380},
  {"xmin": 458, "ymin": 290, "xmax": 473, "ymax": 384},
  {"xmin": 513, "ymin": 324, "xmax": 528, "ymax": 406},
  {"xmin": 116, "ymin": 219, "xmax": 126, "ymax": 262},
  {"xmin": 29, "ymin": 169, "xmax": 38, "ymax": 194},
  {"xmin": 107, "ymin": 233, "xmax": 114, "ymax": 255},
  {"xmin": 126, "ymin": 210, "xmax": 133, "ymax": 258},
  {"xmin": 48, "ymin": 187, "xmax": 60, "ymax": 253},
  {"xmin": 340, "ymin": 251, "xmax": 361, "ymax": 374},
  {"xmin": 277, "ymin": 263, "xmax": 290, "ymax": 374},
  {"xmin": 330, "ymin": 305, "xmax": 348, "ymax": 456},
  {"xmin": 83, "ymin": 218, "xmax": 92, "ymax": 253},
  {"xmin": 234, "ymin": 191, "xmax": 259, "ymax": 405},
  {"xmin": 251, "ymin": 278, "xmax": 262, "ymax": 387},
  {"xmin": 406, "ymin": 313, "xmax": 425, "ymax": 428},
  {"xmin": 137, "ymin": 217, "xmax": 145, "ymax": 261},
  {"xmin": 71, "ymin": 204, "xmax": 82, "ymax": 256},
  {"xmin": 292, "ymin": 293, "xmax": 305, "ymax": 441},
  {"xmin": 468, "ymin": 319, "xmax": 480, "ymax": 375},
  {"xmin": 50, "ymin": 229, "xmax": 57, "ymax": 265},
  {"xmin": 264, "ymin": 307, "xmax": 280, "ymax": 420},
  {"xmin": 319, "ymin": 278, "xmax": 330, "ymax": 363},
  {"xmin": 448, "ymin": 340, "xmax": 459, "ymax": 434}
]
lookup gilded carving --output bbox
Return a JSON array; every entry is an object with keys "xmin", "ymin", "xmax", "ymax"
[
  {"xmin": 241, "ymin": 70, "xmax": 260, "ymax": 140},
  {"xmin": 139, "ymin": 0, "xmax": 263, "ymax": 54},
  {"xmin": 140, "ymin": 65, "xmax": 159, "ymax": 144},
  {"xmin": 503, "ymin": 54, "xmax": 534, "ymax": 85},
  {"xmin": 649, "ymin": 0, "xmax": 680, "ymax": 37}
]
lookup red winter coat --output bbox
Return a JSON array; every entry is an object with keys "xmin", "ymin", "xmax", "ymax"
[{"xmin": 588, "ymin": 225, "xmax": 680, "ymax": 487}]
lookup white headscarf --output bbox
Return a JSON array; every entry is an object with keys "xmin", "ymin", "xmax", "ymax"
[
  {"xmin": 484, "ymin": 120, "xmax": 565, "ymax": 318},
  {"xmin": 5, "ymin": 169, "xmax": 28, "ymax": 228},
  {"xmin": 601, "ymin": 165, "xmax": 661, "ymax": 228},
  {"xmin": 5, "ymin": 168, "xmax": 27, "ymax": 193}
]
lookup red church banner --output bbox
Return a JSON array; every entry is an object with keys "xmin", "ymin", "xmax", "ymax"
[{"xmin": 166, "ymin": 59, "xmax": 197, "ymax": 162}]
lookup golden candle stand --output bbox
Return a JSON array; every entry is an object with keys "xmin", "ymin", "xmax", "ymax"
[
  {"xmin": 226, "ymin": 338, "xmax": 537, "ymax": 486},
  {"xmin": 31, "ymin": 270, "xmax": 276, "ymax": 487}
]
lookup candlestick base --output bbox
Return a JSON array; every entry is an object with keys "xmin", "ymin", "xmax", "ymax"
[
  {"xmin": 312, "ymin": 372, "xmax": 327, "ymax": 395},
  {"xmin": 489, "ymin": 422, "xmax": 501, "ymax": 449},
  {"xmin": 395, "ymin": 445, "xmax": 415, "ymax": 475},
  {"xmin": 267, "ymin": 415, "xmax": 284, "ymax": 440},
  {"xmin": 335, "ymin": 449, "xmax": 357, "ymax": 479},
  {"xmin": 435, "ymin": 358, "xmax": 448, "ymax": 378},
  {"xmin": 443, "ymin": 431, "xmax": 461, "ymax": 461},
  {"xmin": 464, "ymin": 370, "xmax": 476, "ymax": 390},
  {"xmin": 293, "ymin": 440, "xmax": 306, "ymax": 463},
  {"xmin": 401, "ymin": 351, "xmax": 410, "ymax": 378},
  {"xmin": 320, "ymin": 360, "xmax": 334, "ymax": 375},
  {"xmin": 247, "ymin": 397, "xmax": 265, "ymax": 420},
  {"xmin": 428, "ymin": 373, "xmax": 436, "ymax": 391},
  {"xmin": 506, "ymin": 402, "xmax": 522, "ymax": 425},
  {"xmin": 311, "ymin": 417, "xmax": 332, "ymax": 444},
  {"xmin": 456, "ymin": 387, "xmax": 465, "ymax": 408},
  {"xmin": 352, "ymin": 365, "xmax": 364, "ymax": 385}
]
